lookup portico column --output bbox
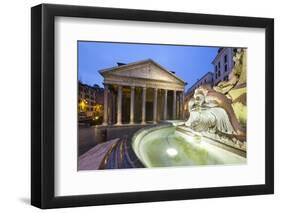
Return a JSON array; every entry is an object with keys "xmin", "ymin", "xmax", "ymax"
[
  {"xmin": 173, "ymin": 90, "xmax": 177, "ymax": 120},
  {"xmin": 181, "ymin": 91, "xmax": 185, "ymax": 120},
  {"xmin": 177, "ymin": 95, "xmax": 180, "ymax": 119},
  {"xmin": 130, "ymin": 86, "xmax": 135, "ymax": 124},
  {"xmin": 153, "ymin": 88, "xmax": 158, "ymax": 124},
  {"xmin": 102, "ymin": 84, "xmax": 108, "ymax": 125},
  {"xmin": 141, "ymin": 87, "xmax": 146, "ymax": 124},
  {"xmin": 163, "ymin": 89, "xmax": 168, "ymax": 120},
  {"xmin": 116, "ymin": 85, "xmax": 122, "ymax": 125},
  {"xmin": 112, "ymin": 92, "xmax": 116, "ymax": 124}
]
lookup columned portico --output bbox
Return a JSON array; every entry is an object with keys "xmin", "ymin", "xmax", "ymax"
[
  {"xmin": 99, "ymin": 59, "xmax": 186, "ymax": 125},
  {"xmin": 130, "ymin": 86, "xmax": 135, "ymax": 124},
  {"xmin": 153, "ymin": 88, "xmax": 158, "ymax": 124},
  {"xmin": 116, "ymin": 85, "xmax": 122, "ymax": 125},
  {"xmin": 141, "ymin": 87, "xmax": 146, "ymax": 124},
  {"xmin": 102, "ymin": 84, "xmax": 109, "ymax": 125},
  {"xmin": 163, "ymin": 89, "xmax": 168, "ymax": 120},
  {"xmin": 173, "ymin": 90, "xmax": 177, "ymax": 120},
  {"xmin": 181, "ymin": 91, "xmax": 185, "ymax": 119}
]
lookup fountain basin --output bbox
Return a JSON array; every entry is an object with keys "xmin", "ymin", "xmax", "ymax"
[{"xmin": 132, "ymin": 124, "xmax": 246, "ymax": 168}]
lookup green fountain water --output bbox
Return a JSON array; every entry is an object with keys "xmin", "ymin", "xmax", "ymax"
[{"xmin": 132, "ymin": 125, "xmax": 246, "ymax": 168}]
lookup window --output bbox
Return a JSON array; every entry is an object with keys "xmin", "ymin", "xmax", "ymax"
[
  {"xmin": 215, "ymin": 65, "xmax": 217, "ymax": 72},
  {"xmin": 218, "ymin": 70, "xmax": 221, "ymax": 77},
  {"xmin": 224, "ymin": 76, "xmax": 229, "ymax": 81},
  {"xmin": 218, "ymin": 62, "xmax": 221, "ymax": 69},
  {"xmin": 224, "ymin": 55, "xmax": 228, "ymax": 63},
  {"xmin": 224, "ymin": 64, "xmax": 228, "ymax": 72}
]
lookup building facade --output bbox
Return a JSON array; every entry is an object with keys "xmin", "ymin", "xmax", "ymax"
[
  {"xmin": 78, "ymin": 82, "xmax": 104, "ymax": 118},
  {"xmin": 99, "ymin": 59, "xmax": 186, "ymax": 125},
  {"xmin": 212, "ymin": 47, "xmax": 235, "ymax": 85},
  {"xmin": 186, "ymin": 72, "xmax": 214, "ymax": 96},
  {"xmin": 186, "ymin": 47, "xmax": 236, "ymax": 97}
]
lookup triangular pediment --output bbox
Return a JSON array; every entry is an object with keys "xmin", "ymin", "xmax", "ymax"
[{"xmin": 99, "ymin": 59, "xmax": 185, "ymax": 85}]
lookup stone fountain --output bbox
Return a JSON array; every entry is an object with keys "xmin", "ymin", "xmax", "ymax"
[
  {"xmin": 132, "ymin": 49, "xmax": 247, "ymax": 168},
  {"xmin": 179, "ymin": 48, "xmax": 247, "ymax": 151}
]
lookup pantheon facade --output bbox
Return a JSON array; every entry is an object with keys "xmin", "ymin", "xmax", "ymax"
[{"xmin": 99, "ymin": 59, "xmax": 186, "ymax": 125}]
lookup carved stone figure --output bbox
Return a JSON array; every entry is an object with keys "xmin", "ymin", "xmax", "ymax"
[
  {"xmin": 184, "ymin": 48, "xmax": 247, "ymax": 147},
  {"xmin": 185, "ymin": 88, "xmax": 236, "ymax": 135},
  {"xmin": 212, "ymin": 48, "xmax": 247, "ymax": 128}
]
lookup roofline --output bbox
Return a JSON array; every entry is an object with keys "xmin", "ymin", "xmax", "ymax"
[
  {"xmin": 211, "ymin": 47, "xmax": 235, "ymax": 64},
  {"xmin": 194, "ymin": 71, "xmax": 213, "ymax": 83},
  {"xmin": 79, "ymin": 81, "xmax": 103, "ymax": 90},
  {"xmin": 212, "ymin": 47, "xmax": 226, "ymax": 64},
  {"xmin": 99, "ymin": 59, "xmax": 186, "ymax": 84},
  {"xmin": 99, "ymin": 59, "xmax": 149, "ymax": 73},
  {"xmin": 186, "ymin": 71, "xmax": 213, "ymax": 92}
]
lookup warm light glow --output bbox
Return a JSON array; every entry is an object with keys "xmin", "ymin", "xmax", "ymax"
[
  {"xmin": 166, "ymin": 148, "xmax": 178, "ymax": 157},
  {"xmin": 79, "ymin": 99, "xmax": 87, "ymax": 111},
  {"xmin": 93, "ymin": 104, "xmax": 102, "ymax": 114}
]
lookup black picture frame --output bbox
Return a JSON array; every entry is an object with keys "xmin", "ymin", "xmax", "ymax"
[{"xmin": 31, "ymin": 3, "xmax": 274, "ymax": 209}]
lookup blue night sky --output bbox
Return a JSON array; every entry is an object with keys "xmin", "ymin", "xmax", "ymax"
[{"xmin": 78, "ymin": 41, "xmax": 219, "ymax": 90}]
